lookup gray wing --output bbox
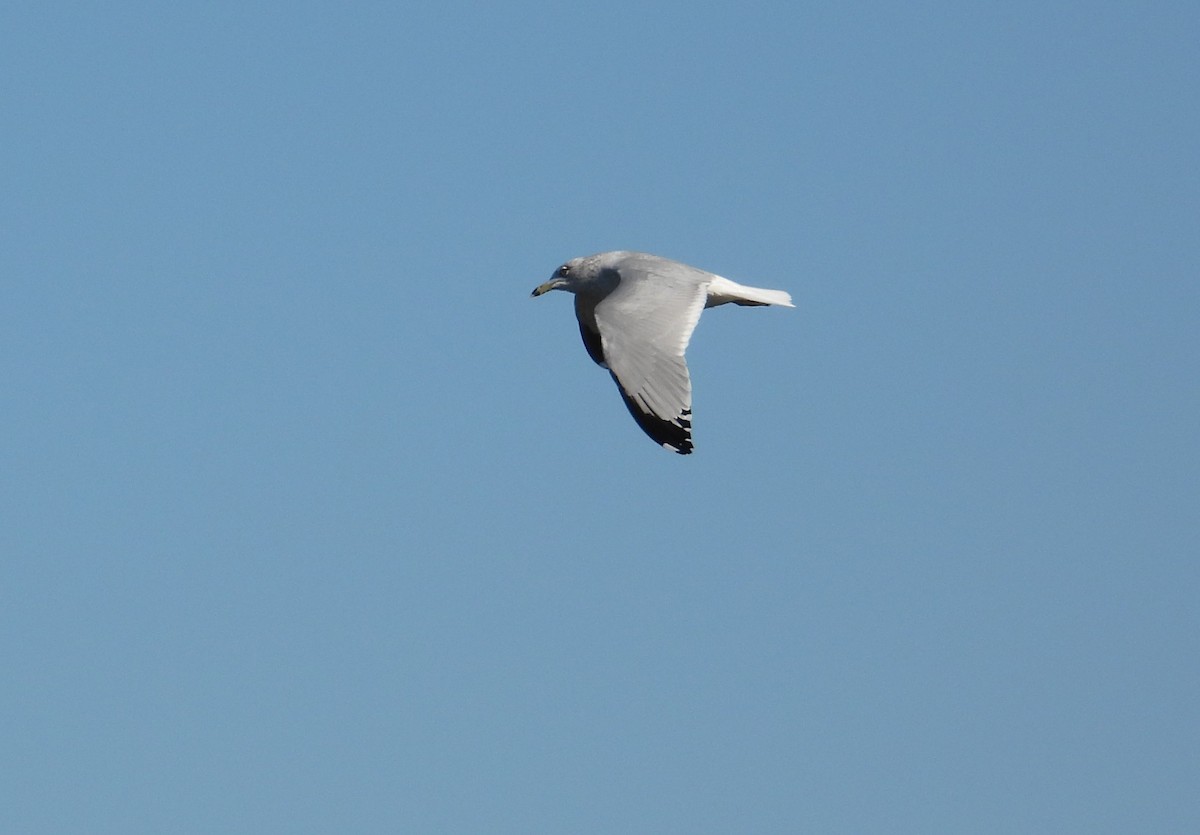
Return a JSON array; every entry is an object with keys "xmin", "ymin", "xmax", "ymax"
[{"xmin": 591, "ymin": 258, "xmax": 710, "ymax": 454}]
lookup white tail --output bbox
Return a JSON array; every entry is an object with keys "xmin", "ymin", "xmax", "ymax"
[{"xmin": 706, "ymin": 275, "xmax": 794, "ymax": 308}]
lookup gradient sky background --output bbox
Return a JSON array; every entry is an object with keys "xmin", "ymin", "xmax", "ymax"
[{"xmin": 3, "ymin": 2, "xmax": 1198, "ymax": 832}]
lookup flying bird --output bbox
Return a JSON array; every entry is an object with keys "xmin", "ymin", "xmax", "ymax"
[{"xmin": 531, "ymin": 251, "xmax": 793, "ymax": 454}]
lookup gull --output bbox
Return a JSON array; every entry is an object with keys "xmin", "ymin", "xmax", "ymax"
[{"xmin": 531, "ymin": 251, "xmax": 793, "ymax": 454}]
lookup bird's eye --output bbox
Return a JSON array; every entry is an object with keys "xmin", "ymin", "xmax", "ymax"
[{"xmin": 557, "ymin": 264, "xmax": 570, "ymax": 277}]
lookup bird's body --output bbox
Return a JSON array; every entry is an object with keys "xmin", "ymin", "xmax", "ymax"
[{"xmin": 532, "ymin": 251, "xmax": 793, "ymax": 454}]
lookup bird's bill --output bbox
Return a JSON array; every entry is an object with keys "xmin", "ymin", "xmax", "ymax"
[{"xmin": 530, "ymin": 279, "xmax": 563, "ymax": 297}]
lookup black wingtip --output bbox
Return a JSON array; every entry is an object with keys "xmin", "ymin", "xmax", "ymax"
[{"xmin": 611, "ymin": 376, "xmax": 694, "ymax": 454}]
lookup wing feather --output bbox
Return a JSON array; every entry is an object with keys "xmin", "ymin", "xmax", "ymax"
[
  {"xmin": 592, "ymin": 257, "xmax": 710, "ymax": 454},
  {"xmin": 574, "ymin": 296, "xmax": 607, "ymax": 367}
]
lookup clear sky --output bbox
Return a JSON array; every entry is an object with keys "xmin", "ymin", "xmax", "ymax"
[{"xmin": 2, "ymin": 2, "xmax": 1197, "ymax": 832}]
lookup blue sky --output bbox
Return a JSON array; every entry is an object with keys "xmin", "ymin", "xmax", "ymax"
[{"xmin": 2, "ymin": 2, "xmax": 1197, "ymax": 831}]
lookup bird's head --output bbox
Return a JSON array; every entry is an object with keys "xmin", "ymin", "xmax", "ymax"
[
  {"xmin": 531, "ymin": 254, "xmax": 622, "ymax": 299},
  {"xmin": 531, "ymin": 259, "xmax": 583, "ymax": 298}
]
